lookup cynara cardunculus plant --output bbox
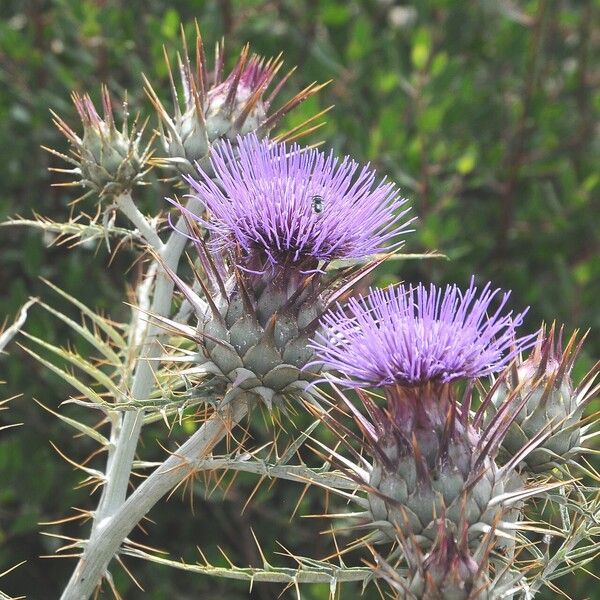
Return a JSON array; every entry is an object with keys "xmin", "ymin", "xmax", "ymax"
[
  {"xmin": 3, "ymin": 18, "xmax": 598, "ymax": 600},
  {"xmin": 164, "ymin": 133, "xmax": 413, "ymax": 409}
]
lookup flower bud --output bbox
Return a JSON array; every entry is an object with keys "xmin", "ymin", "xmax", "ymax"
[
  {"xmin": 145, "ymin": 24, "xmax": 328, "ymax": 178},
  {"xmin": 47, "ymin": 86, "xmax": 152, "ymax": 200},
  {"xmin": 491, "ymin": 325, "xmax": 598, "ymax": 473},
  {"xmin": 406, "ymin": 529, "xmax": 493, "ymax": 600},
  {"xmin": 371, "ymin": 516, "xmax": 511, "ymax": 599}
]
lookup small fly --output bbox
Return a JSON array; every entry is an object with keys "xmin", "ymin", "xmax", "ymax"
[{"xmin": 311, "ymin": 195, "xmax": 324, "ymax": 214}]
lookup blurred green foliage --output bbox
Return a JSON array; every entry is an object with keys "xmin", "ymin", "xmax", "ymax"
[{"xmin": 0, "ymin": 0, "xmax": 598, "ymax": 598}]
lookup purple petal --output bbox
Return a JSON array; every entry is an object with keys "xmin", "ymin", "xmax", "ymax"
[
  {"xmin": 309, "ymin": 278, "xmax": 537, "ymax": 387},
  {"xmin": 182, "ymin": 134, "xmax": 414, "ymax": 267}
]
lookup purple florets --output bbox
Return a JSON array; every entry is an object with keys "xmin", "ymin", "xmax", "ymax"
[
  {"xmin": 310, "ymin": 279, "xmax": 536, "ymax": 387},
  {"xmin": 184, "ymin": 134, "xmax": 413, "ymax": 268}
]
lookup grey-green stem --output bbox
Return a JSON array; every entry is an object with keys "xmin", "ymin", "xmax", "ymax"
[
  {"xmin": 60, "ymin": 398, "xmax": 248, "ymax": 600},
  {"xmin": 60, "ymin": 191, "xmax": 202, "ymax": 598}
]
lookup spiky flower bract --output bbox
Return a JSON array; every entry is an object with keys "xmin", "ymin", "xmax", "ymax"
[
  {"xmin": 490, "ymin": 324, "xmax": 600, "ymax": 473},
  {"xmin": 335, "ymin": 385, "xmax": 507, "ymax": 546},
  {"xmin": 372, "ymin": 519, "xmax": 503, "ymax": 599},
  {"xmin": 46, "ymin": 85, "xmax": 152, "ymax": 201},
  {"xmin": 185, "ymin": 134, "xmax": 413, "ymax": 272},
  {"xmin": 311, "ymin": 279, "xmax": 533, "ymax": 388},
  {"xmin": 145, "ymin": 23, "xmax": 328, "ymax": 177},
  {"xmin": 166, "ymin": 136, "xmax": 412, "ymax": 411}
]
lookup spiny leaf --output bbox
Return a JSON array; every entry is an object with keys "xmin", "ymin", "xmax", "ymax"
[
  {"xmin": 42, "ymin": 279, "xmax": 127, "ymax": 350},
  {"xmin": 22, "ymin": 332, "xmax": 121, "ymax": 396},
  {"xmin": 34, "ymin": 400, "xmax": 110, "ymax": 446},
  {"xmin": 19, "ymin": 344, "xmax": 106, "ymax": 406},
  {"xmin": 120, "ymin": 545, "xmax": 372, "ymax": 585},
  {"xmin": 35, "ymin": 300, "xmax": 123, "ymax": 367},
  {"xmin": 328, "ymin": 251, "xmax": 447, "ymax": 270},
  {"xmin": 2, "ymin": 214, "xmax": 142, "ymax": 246}
]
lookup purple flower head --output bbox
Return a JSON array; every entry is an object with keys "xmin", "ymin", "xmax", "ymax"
[
  {"xmin": 184, "ymin": 134, "xmax": 413, "ymax": 270},
  {"xmin": 310, "ymin": 279, "xmax": 536, "ymax": 388}
]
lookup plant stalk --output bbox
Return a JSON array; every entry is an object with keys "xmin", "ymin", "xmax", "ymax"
[
  {"xmin": 60, "ymin": 192, "xmax": 202, "ymax": 597},
  {"xmin": 60, "ymin": 398, "xmax": 248, "ymax": 600}
]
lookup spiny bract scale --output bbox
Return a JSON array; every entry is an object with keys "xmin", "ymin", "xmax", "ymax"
[
  {"xmin": 490, "ymin": 324, "xmax": 600, "ymax": 473},
  {"xmin": 197, "ymin": 264, "xmax": 326, "ymax": 410}
]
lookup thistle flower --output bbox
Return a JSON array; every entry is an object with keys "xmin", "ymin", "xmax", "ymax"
[
  {"xmin": 310, "ymin": 279, "xmax": 533, "ymax": 389},
  {"xmin": 166, "ymin": 136, "xmax": 412, "ymax": 410},
  {"xmin": 185, "ymin": 134, "xmax": 412, "ymax": 271},
  {"xmin": 306, "ymin": 281, "xmax": 546, "ymax": 553},
  {"xmin": 490, "ymin": 324, "xmax": 600, "ymax": 473},
  {"xmin": 46, "ymin": 85, "xmax": 152, "ymax": 200},
  {"xmin": 145, "ymin": 24, "xmax": 328, "ymax": 177}
]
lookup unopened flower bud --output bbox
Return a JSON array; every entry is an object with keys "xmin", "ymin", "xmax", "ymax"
[
  {"xmin": 46, "ymin": 85, "xmax": 152, "ymax": 200},
  {"xmin": 146, "ymin": 24, "xmax": 328, "ymax": 178},
  {"xmin": 491, "ymin": 324, "xmax": 598, "ymax": 473},
  {"xmin": 407, "ymin": 529, "xmax": 492, "ymax": 599}
]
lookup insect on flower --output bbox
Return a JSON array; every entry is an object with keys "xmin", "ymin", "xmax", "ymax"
[{"xmin": 311, "ymin": 194, "xmax": 324, "ymax": 214}]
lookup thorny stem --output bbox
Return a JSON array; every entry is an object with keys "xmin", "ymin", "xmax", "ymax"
[
  {"xmin": 60, "ymin": 398, "xmax": 249, "ymax": 600},
  {"xmin": 122, "ymin": 546, "xmax": 374, "ymax": 586},
  {"xmin": 115, "ymin": 192, "xmax": 164, "ymax": 251},
  {"xmin": 60, "ymin": 191, "xmax": 202, "ymax": 599},
  {"xmin": 187, "ymin": 456, "xmax": 358, "ymax": 490}
]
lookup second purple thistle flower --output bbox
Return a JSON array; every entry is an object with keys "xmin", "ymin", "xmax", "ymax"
[
  {"xmin": 311, "ymin": 279, "xmax": 536, "ymax": 388},
  {"xmin": 184, "ymin": 133, "xmax": 414, "ymax": 270}
]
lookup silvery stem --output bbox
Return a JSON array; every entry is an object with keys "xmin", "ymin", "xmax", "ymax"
[
  {"xmin": 60, "ymin": 192, "xmax": 202, "ymax": 598},
  {"xmin": 60, "ymin": 398, "xmax": 248, "ymax": 600},
  {"xmin": 115, "ymin": 192, "xmax": 164, "ymax": 251}
]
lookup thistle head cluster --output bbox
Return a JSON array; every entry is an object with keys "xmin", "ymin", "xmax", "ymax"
[
  {"xmin": 169, "ymin": 135, "xmax": 412, "ymax": 410},
  {"xmin": 490, "ymin": 324, "xmax": 600, "ymax": 473},
  {"xmin": 47, "ymin": 85, "xmax": 152, "ymax": 200},
  {"xmin": 146, "ymin": 25, "xmax": 327, "ymax": 177}
]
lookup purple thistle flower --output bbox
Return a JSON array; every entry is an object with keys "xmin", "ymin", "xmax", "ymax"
[
  {"xmin": 184, "ymin": 134, "xmax": 413, "ymax": 269},
  {"xmin": 310, "ymin": 279, "xmax": 536, "ymax": 387}
]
